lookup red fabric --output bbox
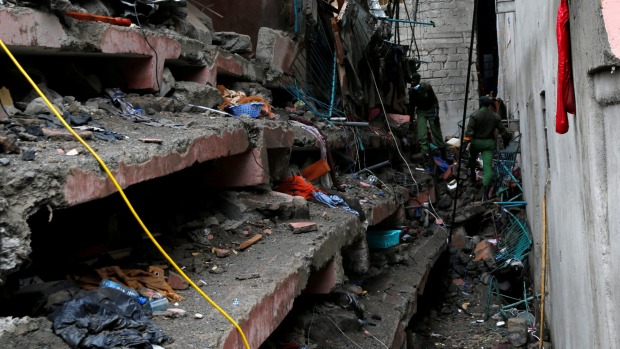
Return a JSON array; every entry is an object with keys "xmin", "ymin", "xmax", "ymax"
[
  {"xmin": 556, "ymin": 0, "xmax": 575, "ymax": 134},
  {"xmin": 275, "ymin": 175, "xmax": 318, "ymax": 199}
]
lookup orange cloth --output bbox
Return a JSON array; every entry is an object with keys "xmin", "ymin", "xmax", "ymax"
[
  {"xmin": 275, "ymin": 175, "xmax": 321, "ymax": 199},
  {"xmin": 73, "ymin": 266, "xmax": 184, "ymax": 302},
  {"xmin": 217, "ymin": 86, "xmax": 275, "ymax": 119}
]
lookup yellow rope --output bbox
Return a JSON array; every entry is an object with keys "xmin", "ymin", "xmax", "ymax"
[
  {"xmin": 0, "ymin": 38, "xmax": 251, "ymax": 349},
  {"xmin": 539, "ymin": 194, "xmax": 547, "ymax": 349}
]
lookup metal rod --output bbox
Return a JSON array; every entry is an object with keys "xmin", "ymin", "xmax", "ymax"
[
  {"xmin": 377, "ymin": 17, "xmax": 435, "ymax": 26},
  {"xmin": 354, "ymin": 160, "xmax": 391, "ymax": 175},
  {"xmin": 329, "ymin": 53, "xmax": 337, "ymax": 117},
  {"xmin": 495, "ymin": 201, "xmax": 527, "ymax": 205},
  {"xmin": 501, "ymin": 294, "xmax": 541, "ymax": 310},
  {"xmin": 449, "ymin": 0, "xmax": 478, "ymax": 244},
  {"xmin": 333, "ymin": 122, "xmax": 369, "ymax": 127},
  {"xmin": 187, "ymin": 104, "xmax": 232, "ymax": 116}
]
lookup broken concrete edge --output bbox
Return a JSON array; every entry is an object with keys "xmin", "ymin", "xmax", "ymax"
[
  {"xmin": 0, "ymin": 120, "xmax": 295, "ymax": 282},
  {"xmin": 0, "ymin": 8, "xmax": 270, "ymax": 92},
  {"xmin": 220, "ymin": 204, "xmax": 369, "ymax": 349},
  {"xmin": 63, "ymin": 127, "xmax": 251, "ymax": 205},
  {"xmin": 358, "ymin": 230, "xmax": 449, "ymax": 349}
]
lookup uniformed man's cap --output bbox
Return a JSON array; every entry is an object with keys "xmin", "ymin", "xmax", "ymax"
[{"xmin": 479, "ymin": 96, "xmax": 494, "ymax": 106}]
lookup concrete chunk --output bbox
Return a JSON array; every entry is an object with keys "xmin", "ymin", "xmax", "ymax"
[
  {"xmin": 172, "ymin": 81, "xmax": 223, "ymax": 109},
  {"xmin": 213, "ymin": 32, "xmax": 252, "ymax": 54}
]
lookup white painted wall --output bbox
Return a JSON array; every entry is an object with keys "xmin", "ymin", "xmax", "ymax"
[
  {"xmin": 398, "ymin": 0, "xmax": 479, "ymax": 137},
  {"xmin": 497, "ymin": 0, "xmax": 620, "ymax": 347}
]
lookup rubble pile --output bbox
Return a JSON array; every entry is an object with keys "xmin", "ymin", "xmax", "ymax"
[{"xmin": 0, "ymin": 0, "xmax": 549, "ymax": 348}]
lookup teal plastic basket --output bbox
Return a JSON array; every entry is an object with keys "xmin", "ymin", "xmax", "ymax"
[
  {"xmin": 367, "ymin": 229, "xmax": 401, "ymax": 249},
  {"xmin": 228, "ymin": 103, "xmax": 263, "ymax": 118}
]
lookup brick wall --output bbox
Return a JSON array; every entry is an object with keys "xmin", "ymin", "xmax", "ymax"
[{"xmin": 398, "ymin": 0, "xmax": 479, "ymax": 136}]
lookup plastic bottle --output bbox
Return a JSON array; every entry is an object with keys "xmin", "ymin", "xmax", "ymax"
[{"xmin": 99, "ymin": 279, "xmax": 148, "ymax": 305}]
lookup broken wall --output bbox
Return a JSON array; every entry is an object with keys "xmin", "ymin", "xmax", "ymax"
[
  {"xmin": 398, "ymin": 0, "xmax": 480, "ymax": 136},
  {"xmin": 497, "ymin": 0, "xmax": 620, "ymax": 348},
  {"xmin": 198, "ymin": 0, "xmax": 291, "ymax": 52}
]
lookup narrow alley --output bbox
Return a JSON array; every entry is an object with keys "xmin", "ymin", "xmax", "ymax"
[{"xmin": 0, "ymin": 0, "xmax": 615, "ymax": 349}]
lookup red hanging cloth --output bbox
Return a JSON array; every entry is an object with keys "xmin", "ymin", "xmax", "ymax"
[{"xmin": 556, "ymin": 0, "xmax": 575, "ymax": 134}]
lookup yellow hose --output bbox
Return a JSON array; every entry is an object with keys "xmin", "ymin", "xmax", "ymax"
[
  {"xmin": 0, "ymin": 38, "xmax": 251, "ymax": 349},
  {"xmin": 539, "ymin": 194, "xmax": 547, "ymax": 349}
]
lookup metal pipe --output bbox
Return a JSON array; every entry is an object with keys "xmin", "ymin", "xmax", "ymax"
[
  {"xmin": 449, "ymin": 0, "xmax": 478, "ymax": 244},
  {"xmin": 333, "ymin": 121, "xmax": 369, "ymax": 127},
  {"xmin": 354, "ymin": 160, "xmax": 391, "ymax": 175},
  {"xmin": 187, "ymin": 104, "xmax": 232, "ymax": 116},
  {"xmin": 377, "ymin": 17, "xmax": 435, "ymax": 26},
  {"xmin": 329, "ymin": 53, "xmax": 337, "ymax": 117},
  {"xmin": 501, "ymin": 294, "xmax": 541, "ymax": 310}
]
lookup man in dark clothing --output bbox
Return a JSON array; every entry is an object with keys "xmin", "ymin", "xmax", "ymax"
[
  {"xmin": 407, "ymin": 73, "xmax": 447, "ymax": 162},
  {"xmin": 466, "ymin": 96, "xmax": 511, "ymax": 200}
]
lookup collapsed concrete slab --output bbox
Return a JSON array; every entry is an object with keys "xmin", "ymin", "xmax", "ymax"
[
  {"xmin": 0, "ymin": 114, "xmax": 293, "ymax": 282},
  {"xmin": 151, "ymin": 192, "xmax": 410, "ymax": 349},
  {"xmin": 0, "ymin": 7, "xmax": 268, "ymax": 93}
]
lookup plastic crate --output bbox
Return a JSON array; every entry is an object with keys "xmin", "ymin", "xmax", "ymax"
[
  {"xmin": 228, "ymin": 103, "xmax": 263, "ymax": 118},
  {"xmin": 367, "ymin": 229, "xmax": 401, "ymax": 249}
]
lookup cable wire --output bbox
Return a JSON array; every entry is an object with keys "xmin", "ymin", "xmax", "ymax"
[
  {"xmin": 365, "ymin": 58, "xmax": 420, "ymax": 195},
  {"xmin": 322, "ymin": 312, "xmax": 364, "ymax": 349},
  {"xmin": 133, "ymin": 5, "xmax": 161, "ymax": 92},
  {"xmin": 0, "ymin": 38, "xmax": 251, "ymax": 349},
  {"xmin": 448, "ymin": 0, "xmax": 478, "ymax": 244},
  {"xmin": 362, "ymin": 327, "xmax": 389, "ymax": 348}
]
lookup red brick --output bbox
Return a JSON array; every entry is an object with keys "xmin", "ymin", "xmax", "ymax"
[
  {"xmin": 168, "ymin": 271, "xmax": 189, "ymax": 290},
  {"xmin": 212, "ymin": 248, "xmax": 230, "ymax": 258},
  {"xmin": 474, "ymin": 241, "xmax": 494, "ymax": 261},
  {"xmin": 238, "ymin": 233, "xmax": 263, "ymax": 250},
  {"xmin": 288, "ymin": 222, "xmax": 317, "ymax": 234},
  {"xmin": 452, "ymin": 278, "xmax": 465, "ymax": 286}
]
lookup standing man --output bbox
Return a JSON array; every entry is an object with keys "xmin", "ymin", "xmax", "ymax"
[
  {"xmin": 466, "ymin": 96, "xmax": 511, "ymax": 200},
  {"xmin": 407, "ymin": 73, "xmax": 447, "ymax": 163}
]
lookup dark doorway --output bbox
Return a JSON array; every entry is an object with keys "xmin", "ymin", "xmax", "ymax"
[{"xmin": 477, "ymin": 0, "xmax": 499, "ymax": 96}]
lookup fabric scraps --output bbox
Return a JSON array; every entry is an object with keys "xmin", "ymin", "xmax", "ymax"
[
  {"xmin": 275, "ymin": 175, "xmax": 318, "ymax": 199},
  {"xmin": 313, "ymin": 191, "xmax": 359, "ymax": 216},
  {"xmin": 72, "ymin": 265, "xmax": 183, "ymax": 302}
]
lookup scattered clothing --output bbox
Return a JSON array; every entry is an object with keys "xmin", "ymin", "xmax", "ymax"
[
  {"xmin": 313, "ymin": 191, "xmax": 359, "ymax": 216},
  {"xmin": 72, "ymin": 265, "xmax": 183, "ymax": 303},
  {"xmin": 275, "ymin": 175, "xmax": 359, "ymax": 215},
  {"xmin": 275, "ymin": 175, "xmax": 317, "ymax": 199},
  {"xmin": 289, "ymin": 120, "xmax": 327, "ymax": 160}
]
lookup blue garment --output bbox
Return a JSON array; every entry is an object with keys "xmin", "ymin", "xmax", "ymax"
[{"xmin": 313, "ymin": 192, "xmax": 359, "ymax": 216}]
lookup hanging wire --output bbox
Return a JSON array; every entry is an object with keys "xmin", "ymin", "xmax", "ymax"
[
  {"xmin": 280, "ymin": 12, "xmax": 347, "ymax": 120},
  {"xmin": 449, "ymin": 0, "xmax": 479, "ymax": 244}
]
